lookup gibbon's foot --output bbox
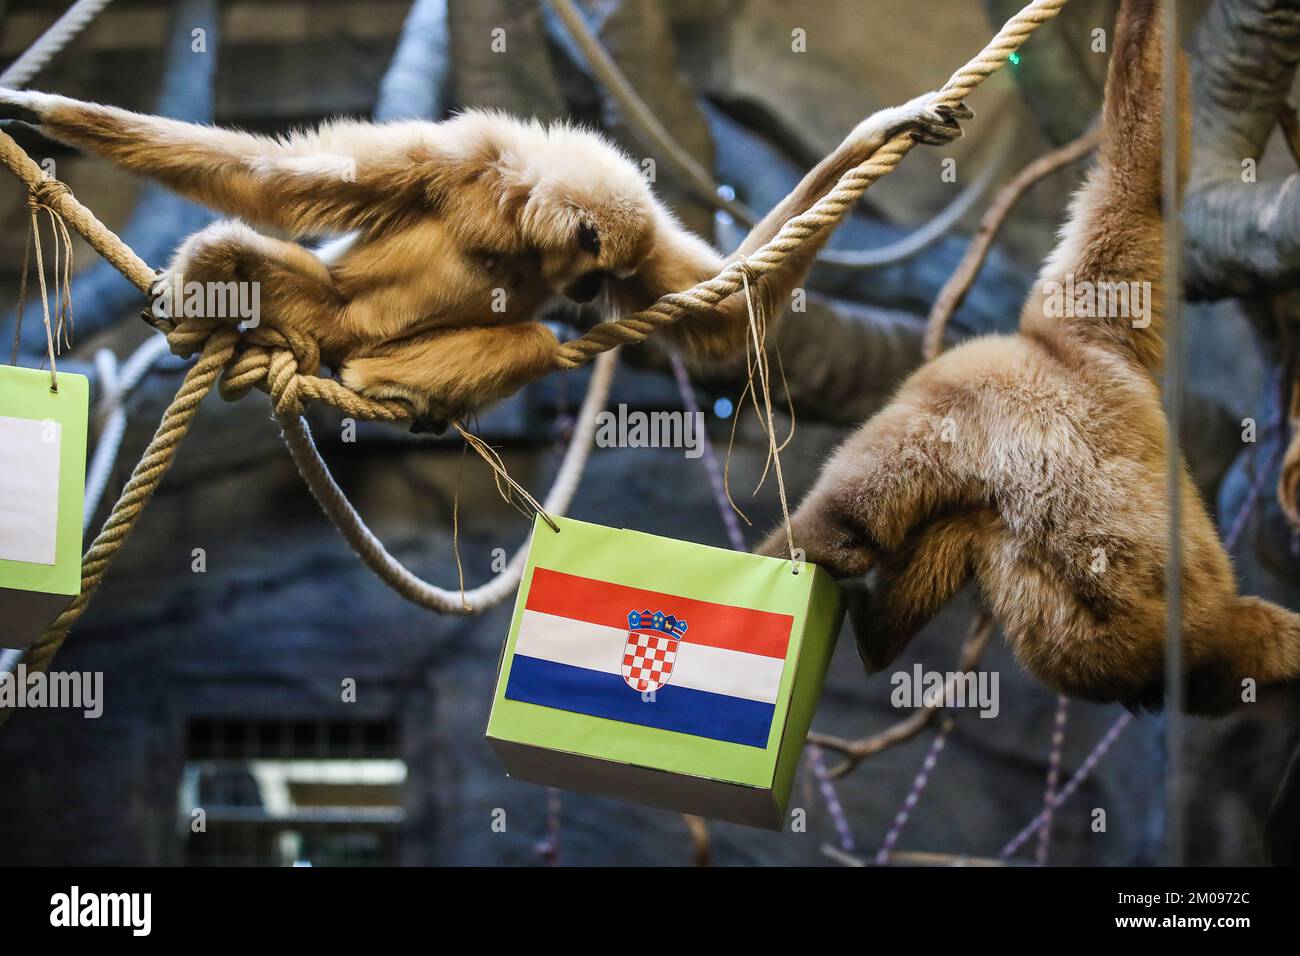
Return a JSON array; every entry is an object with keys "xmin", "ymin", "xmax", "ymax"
[
  {"xmin": 878, "ymin": 93, "xmax": 972, "ymax": 148},
  {"xmin": 169, "ymin": 219, "xmax": 261, "ymax": 286},
  {"xmin": 343, "ymin": 373, "xmax": 455, "ymax": 427},
  {"xmin": 341, "ymin": 322, "xmax": 560, "ymax": 428}
]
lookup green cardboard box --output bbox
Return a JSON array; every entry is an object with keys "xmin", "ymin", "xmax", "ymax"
[
  {"xmin": 0, "ymin": 365, "xmax": 88, "ymax": 649},
  {"xmin": 487, "ymin": 515, "xmax": 843, "ymax": 830}
]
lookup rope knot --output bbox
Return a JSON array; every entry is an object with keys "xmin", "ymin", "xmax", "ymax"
[
  {"xmin": 164, "ymin": 311, "xmax": 323, "ymax": 417},
  {"xmin": 29, "ymin": 177, "xmax": 70, "ymax": 207},
  {"xmin": 165, "ymin": 314, "xmax": 226, "ymax": 359},
  {"xmin": 265, "ymin": 346, "xmax": 305, "ymax": 417}
]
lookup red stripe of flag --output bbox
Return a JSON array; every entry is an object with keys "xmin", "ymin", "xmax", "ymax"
[{"xmin": 525, "ymin": 567, "xmax": 793, "ymax": 660}]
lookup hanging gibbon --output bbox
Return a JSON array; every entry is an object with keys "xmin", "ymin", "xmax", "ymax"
[
  {"xmin": 0, "ymin": 83, "xmax": 967, "ymax": 423},
  {"xmin": 760, "ymin": 0, "xmax": 1300, "ymax": 716}
]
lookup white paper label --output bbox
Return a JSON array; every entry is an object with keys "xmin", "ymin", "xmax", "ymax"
[{"xmin": 0, "ymin": 415, "xmax": 61, "ymax": 565}]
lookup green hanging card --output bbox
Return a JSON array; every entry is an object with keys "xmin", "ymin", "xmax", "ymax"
[{"xmin": 0, "ymin": 364, "xmax": 88, "ymax": 649}]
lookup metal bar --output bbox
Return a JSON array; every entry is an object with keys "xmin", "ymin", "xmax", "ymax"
[{"xmin": 1161, "ymin": 0, "xmax": 1186, "ymax": 867}]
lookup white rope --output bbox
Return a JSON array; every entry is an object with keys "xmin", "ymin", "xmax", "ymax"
[
  {"xmin": 277, "ymin": 348, "xmax": 619, "ymax": 615},
  {"xmin": 84, "ymin": 335, "xmax": 172, "ymax": 530},
  {"xmin": 0, "ymin": 0, "xmax": 117, "ymax": 89}
]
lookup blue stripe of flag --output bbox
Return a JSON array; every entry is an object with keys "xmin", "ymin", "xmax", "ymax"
[{"xmin": 505, "ymin": 655, "xmax": 775, "ymax": 749}]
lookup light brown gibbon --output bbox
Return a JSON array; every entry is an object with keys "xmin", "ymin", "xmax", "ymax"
[
  {"xmin": 0, "ymin": 86, "xmax": 967, "ymax": 426},
  {"xmin": 760, "ymin": 0, "xmax": 1300, "ymax": 716}
]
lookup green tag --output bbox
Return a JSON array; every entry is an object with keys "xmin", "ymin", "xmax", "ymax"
[{"xmin": 0, "ymin": 364, "xmax": 88, "ymax": 648}]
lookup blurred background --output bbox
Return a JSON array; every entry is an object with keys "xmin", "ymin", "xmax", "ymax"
[{"xmin": 0, "ymin": 0, "xmax": 1297, "ymax": 866}]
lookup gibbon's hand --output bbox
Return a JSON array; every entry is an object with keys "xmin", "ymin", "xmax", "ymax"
[
  {"xmin": 859, "ymin": 93, "xmax": 973, "ymax": 150},
  {"xmin": 906, "ymin": 101, "xmax": 973, "ymax": 146},
  {"xmin": 839, "ymin": 578, "xmax": 886, "ymax": 672}
]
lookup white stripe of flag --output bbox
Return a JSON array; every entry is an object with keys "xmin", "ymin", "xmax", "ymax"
[{"xmin": 515, "ymin": 609, "xmax": 785, "ymax": 704}]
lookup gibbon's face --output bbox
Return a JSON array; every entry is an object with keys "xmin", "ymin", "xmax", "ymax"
[
  {"xmin": 512, "ymin": 136, "xmax": 658, "ymax": 305},
  {"xmin": 528, "ymin": 194, "xmax": 657, "ymax": 304}
]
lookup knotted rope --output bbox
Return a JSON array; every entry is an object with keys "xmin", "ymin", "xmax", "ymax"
[
  {"xmin": 162, "ymin": 313, "xmax": 412, "ymax": 422},
  {"xmin": 11, "ymin": 184, "xmax": 76, "ymax": 384},
  {"xmin": 0, "ymin": 0, "xmax": 1068, "ymax": 719}
]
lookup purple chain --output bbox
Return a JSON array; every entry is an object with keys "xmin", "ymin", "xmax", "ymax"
[
  {"xmin": 669, "ymin": 352, "xmax": 856, "ymax": 851},
  {"xmin": 875, "ymin": 715, "xmax": 954, "ymax": 865},
  {"xmin": 999, "ymin": 712, "xmax": 1132, "ymax": 859},
  {"xmin": 1224, "ymin": 433, "xmax": 1280, "ymax": 553},
  {"xmin": 1034, "ymin": 695, "xmax": 1070, "ymax": 864},
  {"xmin": 807, "ymin": 743, "xmax": 855, "ymax": 852}
]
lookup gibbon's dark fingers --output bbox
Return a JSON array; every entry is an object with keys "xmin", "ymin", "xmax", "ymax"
[
  {"xmin": 875, "ymin": 97, "xmax": 973, "ymax": 148},
  {"xmin": 908, "ymin": 103, "xmax": 975, "ymax": 146}
]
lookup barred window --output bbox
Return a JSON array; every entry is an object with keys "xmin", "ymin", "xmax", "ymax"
[{"xmin": 180, "ymin": 718, "xmax": 404, "ymax": 866}]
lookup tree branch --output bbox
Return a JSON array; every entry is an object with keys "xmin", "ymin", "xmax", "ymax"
[
  {"xmin": 809, "ymin": 612, "xmax": 994, "ymax": 778},
  {"xmin": 447, "ymin": 0, "xmax": 566, "ymax": 120},
  {"xmin": 924, "ymin": 125, "xmax": 1099, "ymax": 360}
]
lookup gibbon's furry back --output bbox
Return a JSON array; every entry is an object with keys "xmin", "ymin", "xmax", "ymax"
[
  {"xmin": 761, "ymin": 0, "xmax": 1300, "ymax": 715},
  {"xmin": 0, "ymin": 83, "xmax": 969, "ymax": 424}
]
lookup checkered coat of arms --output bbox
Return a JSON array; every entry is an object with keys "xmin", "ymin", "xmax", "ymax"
[{"xmin": 622, "ymin": 610, "xmax": 687, "ymax": 693}]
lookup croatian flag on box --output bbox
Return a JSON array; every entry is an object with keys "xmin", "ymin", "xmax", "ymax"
[
  {"xmin": 506, "ymin": 568, "xmax": 791, "ymax": 748},
  {"xmin": 487, "ymin": 516, "xmax": 843, "ymax": 829}
]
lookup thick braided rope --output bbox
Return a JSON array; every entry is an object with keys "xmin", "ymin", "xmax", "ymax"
[
  {"xmin": 0, "ymin": 328, "xmax": 238, "ymax": 726},
  {"xmin": 552, "ymin": 0, "xmax": 1070, "ymax": 369},
  {"xmin": 163, "ymin": 316, "xmax": 415, "ymax": 421}
]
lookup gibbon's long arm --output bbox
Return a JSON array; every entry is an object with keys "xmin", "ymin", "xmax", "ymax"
[
  {"xmin": 611, "ymin": 96, "xmax": 971, "ymax": 359},
  {"xmin": 0, "ymin": 89, "xmax": 438, "ymax": 236},
  {"xmin": 1018, "ymin": 0, "xmax": 1185, "ymax": 376}
]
